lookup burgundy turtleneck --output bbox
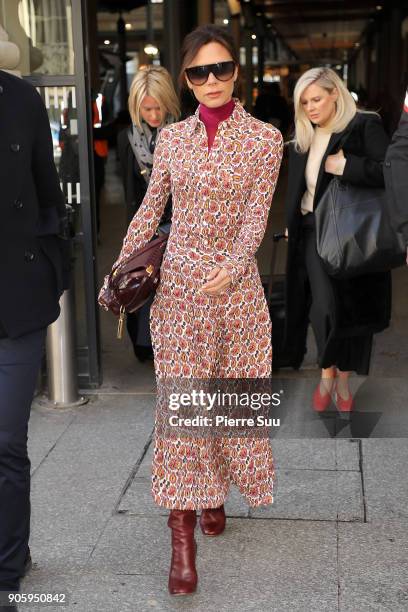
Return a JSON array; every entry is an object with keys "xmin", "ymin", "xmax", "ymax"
[{"xmin": 199, "ymin": 98, "xmax": 235, "ymax": 150}]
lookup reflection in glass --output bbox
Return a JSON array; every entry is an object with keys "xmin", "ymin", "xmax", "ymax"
[{"xmin": 0, "ymin": 0, "xmax": 74, "ymax": 76}]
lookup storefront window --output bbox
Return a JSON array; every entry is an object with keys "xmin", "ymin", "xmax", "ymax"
[{"xmin": 0, "ymin": 0, "xmax": 103, "ymax": 386}]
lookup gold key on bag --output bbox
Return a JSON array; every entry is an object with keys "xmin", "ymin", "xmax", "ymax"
[{"xmin": 117, "ymin": 306, "xmax": 126, "ymax": 340}]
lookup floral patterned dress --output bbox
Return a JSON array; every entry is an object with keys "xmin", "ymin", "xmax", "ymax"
[{"xmin": 99, "ymin": 99, "xmax": 283, "ymax": 510}]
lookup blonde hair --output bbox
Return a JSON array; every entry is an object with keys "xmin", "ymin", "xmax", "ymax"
[
  {"xmin": 293, "ymin": 67, "xmax": 357, "ymax": 153},
  {"xmin": 128, "ymin": 65, "xmax": 180, "ymax": 128}
]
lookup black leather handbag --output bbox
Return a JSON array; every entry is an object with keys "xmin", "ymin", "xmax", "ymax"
[{"xmin": 315, "ymin": 176, "xmax": 406, "ymax": 279}]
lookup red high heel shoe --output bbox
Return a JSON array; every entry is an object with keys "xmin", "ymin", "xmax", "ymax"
[
  {"xmin": 168, "ymin": 509, "xmax": 198, "ymax": 596},
  {"xmin": 312, "ymin": 379, "xmax": 335, "ymax": 412},
  {"xmin": 199, "ymin": 505, "xmax": 226, "ymax": 536},
  {"xmin": 335, "ymin": 382, "xmax": 354, "ymax": 412}
]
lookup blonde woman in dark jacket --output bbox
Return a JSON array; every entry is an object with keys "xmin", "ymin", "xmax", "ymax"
[
  {"xmin": 284, "ymin": 67, "xmax": 391, "ymax": 413},
  {"xmin": 117, "ymin": 66, "xmax": 180, "ymax": 361}
]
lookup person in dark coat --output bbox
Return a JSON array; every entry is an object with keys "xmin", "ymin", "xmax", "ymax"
[
  {"xmin": 284, "ymin": 67, "xmax": 391, "ymax": 412},
  {"xmin": 117, "ymin": 66, "xmax": 179, "ymax": 362},
  {"xmin": 254, "ymin": 82, "xmax": 291, "ymax": 137},
  {"xmin": 384, "ymin": 87, "xmax": 408, "ymax": 264},
  {"xmin": 0, "ymin": 70, "xmax": 70, "ymax": 598}
]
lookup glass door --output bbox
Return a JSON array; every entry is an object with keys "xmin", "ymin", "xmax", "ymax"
[{"xmin": 0, "ymin": 0, "xmax": 101, "ymax": 387}]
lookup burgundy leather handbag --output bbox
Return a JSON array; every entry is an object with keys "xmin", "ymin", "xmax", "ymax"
[{"xmin": 100, "ymin": 232, "xmax": 169, "ymax": 339}]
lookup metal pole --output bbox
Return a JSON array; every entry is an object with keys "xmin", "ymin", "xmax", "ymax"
[
  {"xmin": 230, "ymin": 14, "xmax": 241, "ymax": 59},
  {"xmin": 163, "ymin": 0, "xmax": 181, "ymax": 83},
  {"xmin": 73, "ymin": 0, "xmax": 102, "ymax": 387},
  {"xmin": 198, "ymin": 0, "xmax": 213, "ymax": 24},
  {"xmin": 44, "ymin": 288, "xmax": 87, "ymax": 407},
  {"xmin": 245, "ymin": 30, "xmax": 254, "ymax": 112},
  {"xmin": 117, "ymin": 13, "xmax": 128, "ymax": 112},
  {"xmin": 147, "ymin": 0, "xmax": 153, "ymax": 44},
  {"xmin": 258, "ymin": 36, "xmax": 264, "ymax": 89}
]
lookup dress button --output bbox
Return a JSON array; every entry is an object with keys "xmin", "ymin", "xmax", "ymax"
[
  {"xmin": 11, "ymin": 143, "xmax": 20, "ymax": 152},
  {"xmin": 24, "ymin": 251, "xmax": 35, "ymax": 262},
  {"xmin": 13, "ymin": 199, "xmax": 23, "ymax": 209}
]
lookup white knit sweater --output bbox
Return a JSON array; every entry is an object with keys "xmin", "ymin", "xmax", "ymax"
[{"xmin": 300, "ymin": 127, "xmax": 332, "ymax": 215}]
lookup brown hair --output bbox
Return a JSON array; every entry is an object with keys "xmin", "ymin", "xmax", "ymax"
[{"xmin": 178, "ymin": 24, "xmax": 239, "ymax": 90}]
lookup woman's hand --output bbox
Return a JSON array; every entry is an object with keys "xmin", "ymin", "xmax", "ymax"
[
  {"xmin": 200, "ymin": 266, "xmax": 232, "ymax": 296},
  {"xmin": 325, "ymin": 148, "xmax": 347, "ymax": 175},
  {"xmin": 284, "ymin": 228, "xmax": 289, "ymax": 242}
]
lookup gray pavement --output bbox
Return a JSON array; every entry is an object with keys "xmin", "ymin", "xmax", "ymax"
[{"xmin": 21, "ymin": 379, "xmax": 408, "ymax": 612}]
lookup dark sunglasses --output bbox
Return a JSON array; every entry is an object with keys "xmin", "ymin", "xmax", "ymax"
[{"xmin": 185, "ymin": 60, "xmax": 236, "ymax": 86}]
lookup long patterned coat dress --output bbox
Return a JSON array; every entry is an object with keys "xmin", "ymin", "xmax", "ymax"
[{"xmin": 100, "ymin": 99, "xmax": 283, "ymax": 510}]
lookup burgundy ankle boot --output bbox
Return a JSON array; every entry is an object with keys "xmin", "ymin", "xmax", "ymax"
[
  {"xmin": 168, "ymin": 509, "xmax": 198, "ymax": 595},
  {"xmin": 199, "ymin": 504, "xmax": 226, "ymax": 536}
]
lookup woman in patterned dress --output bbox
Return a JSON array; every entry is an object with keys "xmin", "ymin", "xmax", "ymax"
[{"xmin": 99, "ymin": 25, "xmax": 283, "ymax": 595}]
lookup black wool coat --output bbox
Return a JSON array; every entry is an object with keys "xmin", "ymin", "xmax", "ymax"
[
  {"xmin": 0, "ymin": 70, "xmax": 70, "ymax": 338},
  {"xmin": 284, "ymin": 112, "xmax": 392, "ymax": 355},
  {"xmin": 384, "ymin": 92, "xmax": 408, "ymax": 246},
  {"xmin": 117, "ymin": 127, "xmax": 172, "ymax": 227}
]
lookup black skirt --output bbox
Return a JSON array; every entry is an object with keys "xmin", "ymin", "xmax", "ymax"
[{"xmin": 300, "ymin": 212, "xmax": 373, "ymax": 375}]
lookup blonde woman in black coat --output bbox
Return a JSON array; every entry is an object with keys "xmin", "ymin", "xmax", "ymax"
[
  {"xmin": 285, "ymin": 67, "xmax": 391, "ymax": 412},
  {"xmin": 117, "ymin": 66, "xmax": 180, "ymax": 361}
]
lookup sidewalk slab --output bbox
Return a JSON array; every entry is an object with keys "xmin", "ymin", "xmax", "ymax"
[
  {"xmin": 27, "ymin": 395, "xmax": 155, "ymax": 573},
  {"xmin": 335, "ymin": 439, "xmax": 361, "ymax": 471},
  {"xmin": 67, "ymin": 567, "xmax": 338, "ymax": 612},
  {"xmin": 250, "ymin": 469, "xmax": 363, "ymax": 522},
  {"xmin": 22, "ymin": 385, "xmax": 407, "ymax": 612},
  {"xmin": 83, "ymin": 516, "xmax": 337, "ymax": 612},
  {"xmin": 29, "ymin": 403, "xmax": 77, "ymax": 473},
  {"xmin": 119, "ymin": 469, "xmax": 363, "ymax": 523},
  {"xmin": 362, "ymin": 439, "xmax": 408, "ymax": 522},
  {"xmin": 338, "ymin": 520, "xmax": 408, "ymax": 612},
  {"xmin": 20, "ymin": 569, "xmax": 86, "ymax": 612},
  {"xmin": 272, "ymin": 439, "xmax": 360, "ymax": 471},
  {"xmin": 119, "ymin": 439, "xmax": 361, "ymax": 521}
]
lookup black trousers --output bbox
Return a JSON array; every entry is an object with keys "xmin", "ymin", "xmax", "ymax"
[
  {"xmin": 301, "ymin": 213, "xmax": 372, "ymax": 374},
  {"xmin": 126, "ymin": 294, "xmax": 153, "ymax": 348},
  {"xmin": 0, "ymin": 328, "xmax": 46, "ymax": 591}
]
